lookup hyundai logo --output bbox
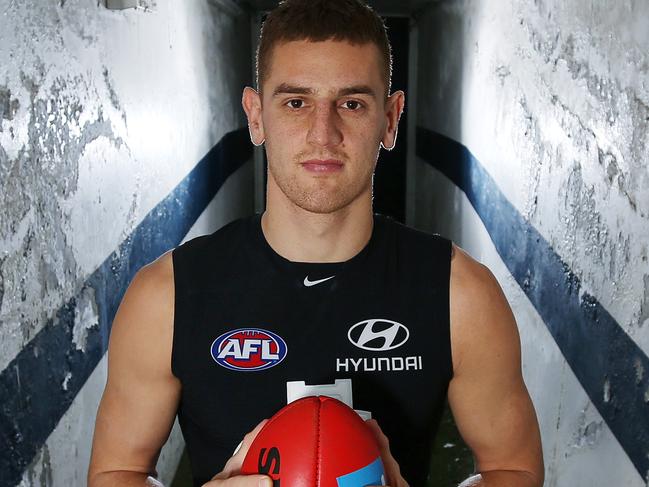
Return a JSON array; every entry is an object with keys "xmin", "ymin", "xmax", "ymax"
[{"xmin": 347, "ymin": 319, "xmax": 409, "ymax": 351}]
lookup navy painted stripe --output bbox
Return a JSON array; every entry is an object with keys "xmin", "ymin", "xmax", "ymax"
[
  {"xmin": 0, "ymin": 128, "xmax": 253, "ymax": 487},
  {"xmin": 416, "ymin": 127, "xmax": 649, "ymax": 481}
]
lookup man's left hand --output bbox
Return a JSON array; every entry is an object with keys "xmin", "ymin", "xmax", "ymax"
[{"xmin": 365, "ymin": 419, "xmax": 409, "ymax": 487}]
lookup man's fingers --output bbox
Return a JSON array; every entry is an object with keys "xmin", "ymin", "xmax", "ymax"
[
  {"xmin": 203, "ymin": 474, "xmax": 272, "ymax": 487},
  {"xmin": 365, "ymin": 419, "xmax": 409, "ymax": 487},
  {"xmin": 211, "ymin": 419, "xmax": 270, "ymax": 480},
  {"xmin": 365, "ymin": 419, "xmax": 390, "ymax": 449},
  {"xmin": 229, "ymin": 419, "xmax": 268, "ymax": 463},
  {"xmin": 240, "ymin": 419, "xmax": 269, "ymax": 452}
]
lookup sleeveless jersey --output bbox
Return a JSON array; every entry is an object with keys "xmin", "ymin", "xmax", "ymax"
[{"xmin": 172, "ymin": 214, "xmax": 453, "ymax": 486}]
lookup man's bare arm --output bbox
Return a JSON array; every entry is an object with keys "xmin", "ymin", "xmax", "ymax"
[
  {"xmin": 448, "ymin": 245, "xmax": 544, "ymax": 487},
  {"xmin": 88, "ymin": 253, "xmax": 180, "ymax": 487}
]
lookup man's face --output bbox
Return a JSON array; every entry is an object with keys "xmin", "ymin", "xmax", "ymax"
[{"xmin": 243, "ymin": 39, "xmax": 404, "ymax": 215}]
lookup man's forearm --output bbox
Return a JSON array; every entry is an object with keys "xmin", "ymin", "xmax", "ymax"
[
  {"xmin": 89, "ymin": 472, "xmax": 165, "ymax": 487},
  {"xmin": 458, "ymin": 470, "xmax": 542, "ymax": 487}
]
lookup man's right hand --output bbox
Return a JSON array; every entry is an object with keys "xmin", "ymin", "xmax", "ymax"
[{"xmin": 203, "ymin": 420, "xmax": 273, "ymax": 487}]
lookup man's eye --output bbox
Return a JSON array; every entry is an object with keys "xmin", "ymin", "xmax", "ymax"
[
  {"xmin": 343, "ymin": 100, "xmax": 362, "ymax": 110},
  {"xmin": 287, "ymin": 99, "xmax": 304, "ymax": 109}
]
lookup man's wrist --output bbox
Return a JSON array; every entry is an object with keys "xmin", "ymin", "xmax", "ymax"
[
  {"xmin": 458, "ymin": 470, "xmax": 542, "ymax": 487},
  {"xmin": 88, "ymin": 471, "xmax": 164, "ymax": 487}
]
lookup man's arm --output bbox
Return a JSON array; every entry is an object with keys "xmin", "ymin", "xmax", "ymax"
[
  {"xmin": 88, "ymin": 253, "xmax": 180, "ymax": 487},
  {"xmin": 448, "ymin": 244, "xmax": 544, "ymax": 487}
]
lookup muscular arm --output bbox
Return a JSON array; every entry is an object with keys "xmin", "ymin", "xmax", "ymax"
[
  {"xmin": 448, "ymin": 245, "xmax": 544, "ymax": 487},
  {"xmin": 88, "ymin": 253, "xmax": 180, "ymax": 487}
]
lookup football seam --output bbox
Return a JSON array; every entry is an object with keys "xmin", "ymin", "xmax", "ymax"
[{"xmin": 316, "ymin": 398, "xmax": 322, "ymax": 486}]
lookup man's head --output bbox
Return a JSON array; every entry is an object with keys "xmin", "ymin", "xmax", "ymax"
[
  {"xmin": 256, "ymin": 0, "xmax": 392, "ymax": 96},
  {"xmin": 242, "ymin": 0, "xmax": 405, "ymax": 216}
]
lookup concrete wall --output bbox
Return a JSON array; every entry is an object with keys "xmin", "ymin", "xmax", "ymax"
[
  {"xmin": 413, "ymin": 0, "xmax": 649, "ymax": 486},
  {"xmin": 0, "ymin": 0, "xmax": 254, "ymax": 485}
]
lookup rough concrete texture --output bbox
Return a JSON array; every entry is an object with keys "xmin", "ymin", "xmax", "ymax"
[
  {"xmin": 1, "ymin": 0, "xmax": 252, "ymax": 485},
  {"xmin": 415, "ymin": 0, "xmax": 649, "ymax": 485}
]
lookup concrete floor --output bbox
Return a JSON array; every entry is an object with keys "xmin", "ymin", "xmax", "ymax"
[{"xmin": 171, "ymin": 402, "xmax": 474, "ymax": 486}]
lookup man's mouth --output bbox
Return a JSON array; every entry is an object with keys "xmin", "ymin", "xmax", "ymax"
[{"xmin": 300, "ymin": 159, "xmax": 344, "ymax": 173}]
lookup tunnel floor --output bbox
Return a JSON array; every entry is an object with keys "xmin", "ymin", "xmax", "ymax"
[{"xmin": 170, "ymin": 402, "xmax": 474, "ymax": 487}]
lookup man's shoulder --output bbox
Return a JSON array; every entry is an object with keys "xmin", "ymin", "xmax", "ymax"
[
  {"xmin": 377, "ymin": 214, "xmax": 452, "ymax": 250},
  {"xmin": 173, "ymin": 214, "xmax": 254, "ymax": 261},
  {"xmin": 127, "ymin": 216, "xmax": 254, "ymax": 298},
  {"xmin": 128, "ymin": 252, "xmax": 175, "ymax": 307},
  {"xmin": 449, "ymin": 244, "xmax": 506, "ymax": 320},
  {"xmin": 449, "ymin": 244, "xmax": 517, "ymax": 371},
  {"xmin": 449, "ymin": 244, "xmax": 496, "ymax": 291}
]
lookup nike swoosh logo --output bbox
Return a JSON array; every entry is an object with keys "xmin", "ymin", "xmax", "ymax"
[{"xmin": 303, "ymin": 275, "xmax": 336, "ymax": 287}]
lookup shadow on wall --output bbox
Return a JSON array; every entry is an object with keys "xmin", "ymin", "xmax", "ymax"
[
  {"xmin": 413, "ymin": 3, "xmax": 466, "ymax": 240},
  {"xmin": 373, "ymin": 16, "xmax": 409, "ymax": 223},
  {"xmin": 191, "ymin": 1, "xmax": 252, "ymax": 147}
]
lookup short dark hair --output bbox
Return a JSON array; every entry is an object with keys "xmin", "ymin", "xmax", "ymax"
[{"xmin": 256, "ymin": 0, "xmax": 392, "ymax": 95}]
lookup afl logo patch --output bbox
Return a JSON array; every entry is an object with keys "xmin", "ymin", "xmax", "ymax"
[
  {"xmin": 348, "ymin": 319, "xmax": 409, "ymax": 351},
  {"xmin": 211, "ymin": 328, "xmax": 288, "ymax": 371}
]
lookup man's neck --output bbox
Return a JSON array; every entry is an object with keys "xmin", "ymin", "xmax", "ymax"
[{"xmin": 261, "ymin": 199, "xmax": 373, "ymax": 264}]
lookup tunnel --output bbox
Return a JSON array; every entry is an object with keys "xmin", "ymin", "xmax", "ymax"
[{"xmin": 1, "ymin": 0, "xmax": 648, "ymax": 486}]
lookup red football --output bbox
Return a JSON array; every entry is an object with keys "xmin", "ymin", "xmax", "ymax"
[{"xmin": 241, "ymin": 396, "xmax": 386, "ymax": 486}]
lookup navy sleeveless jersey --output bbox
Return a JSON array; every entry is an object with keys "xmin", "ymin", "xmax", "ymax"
[{"xmin": 171, "ymin": 214, "xmax": 453, "ymax": 486}]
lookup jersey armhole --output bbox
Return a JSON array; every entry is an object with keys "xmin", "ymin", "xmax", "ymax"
[
  {"xmin": 436, "ymin": 235, "xmax": 454, "ymax": 384},
  {"xmin": 170, "ymin": 247, "xmax": 182, "ymax": 381}
]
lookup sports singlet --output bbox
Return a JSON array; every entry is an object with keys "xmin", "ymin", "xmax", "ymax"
[{"xmin": 171, "ymin": 214, "xmax": 453, "ymax": 486}]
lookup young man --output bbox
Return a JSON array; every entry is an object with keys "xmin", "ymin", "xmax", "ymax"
[{"xmin": 88, "ymin": 1, "xmax": 544, "ymax": 486}]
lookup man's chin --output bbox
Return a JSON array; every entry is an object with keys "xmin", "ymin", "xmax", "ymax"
[
  {"xmin": 291, "ymin": 190, "xmax": 371, "ymax": 215},
  {"xmin": 283, "ymin": 191, "xmax": 351, "ymax": 214},
  {"xmin": 272, "ymin": 174, "xmax": 372, "ymax": 215},
  {"xmin": 294, "ymin": 200, "xmax": 348, "ymax": 215}
]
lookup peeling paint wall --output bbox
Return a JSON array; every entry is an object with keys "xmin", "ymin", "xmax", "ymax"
[
  {"xmin": 0, "ymin": 0, "xmax": 253, "ymax": 485},
  {"xmin": 414, "ymin": 0, "xmax": 649, "ymax": 486}
]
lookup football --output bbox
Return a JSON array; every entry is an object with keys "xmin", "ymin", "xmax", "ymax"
[{"xmin": 241, "ymin": 396, "xmax": 386, "ymax": 486}]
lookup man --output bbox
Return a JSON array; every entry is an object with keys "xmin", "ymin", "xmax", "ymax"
[{"xmin": 88, "ymin": 0, "xmax": 544, "ymax": 486}]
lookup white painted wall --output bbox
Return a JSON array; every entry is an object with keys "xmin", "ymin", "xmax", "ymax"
[
  {"xmin": 414, "ymin": 1, "xmax": 649, "ymax": 486},
  {"xmin": 0, "ymin": 0, "xmax": 254, "ymax": 485}
]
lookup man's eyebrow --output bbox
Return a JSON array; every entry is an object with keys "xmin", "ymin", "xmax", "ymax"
[
  {"xmin": 272, "ymin": 84, "xmax": 315, "ymax": 97},
  {"xmin": 337, "ymin": 85, "xmax": 377, "ymax": 98},
  {"xmin": 271, "ymin": 84, "xmax": 377, "ymax": 98}
]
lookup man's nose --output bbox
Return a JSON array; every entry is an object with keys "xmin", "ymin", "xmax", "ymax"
[{"xmin": 306, "ymin": 103, "xmax": 343, "ymax": 147}]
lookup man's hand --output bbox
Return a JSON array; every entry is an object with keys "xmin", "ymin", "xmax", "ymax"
[
  {"xmin": 365, "ymin": 419, "xmax": 409, "ymax": 487},
  {"xmin": 203, "ymin": 420, "xmax": 272, "ymax": 487},
  {"xmin": 204, "ymin": 417, "xmax": 407, "ymax": 487}
]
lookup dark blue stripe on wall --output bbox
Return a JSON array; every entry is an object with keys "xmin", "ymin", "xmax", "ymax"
[
  {"xmin": 416, "ymin": 127, "xmax": 649, "ymax": 481},
  {"xmin": 0, "ymin": 128, "xmax": 253, "ymax": 487}
]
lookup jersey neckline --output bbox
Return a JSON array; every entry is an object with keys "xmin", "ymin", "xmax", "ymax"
[{"xmin": 248, "ymin": 213, "xmax": 384, "ymax": 282}]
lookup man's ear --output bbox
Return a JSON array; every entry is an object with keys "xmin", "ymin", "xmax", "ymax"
[
  {"xmin": 242, "ymin": 87, "xmax": 265, "ymax": 146},
  {"xmin": 380, "ymin": 90, "xmax": 405, "ymax": 151}
]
